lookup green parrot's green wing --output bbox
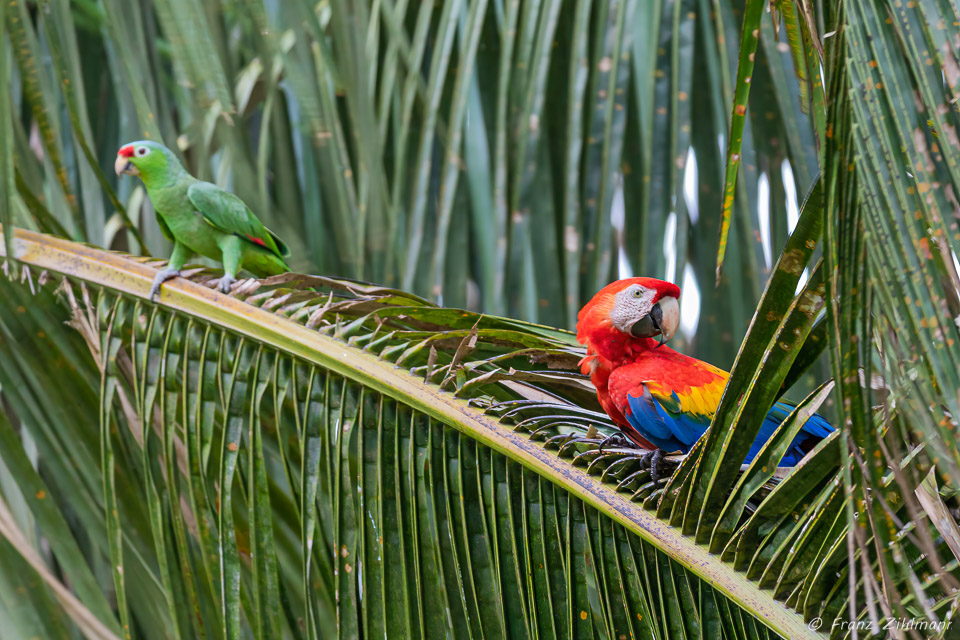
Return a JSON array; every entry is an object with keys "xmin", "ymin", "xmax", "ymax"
[
  {"xmin": 186, "ymin": 181, "xmax": 290, "ymax": 259},
  {"xmin": 156, "ymin": 214, "xmax": 175, "ymax": 243}
]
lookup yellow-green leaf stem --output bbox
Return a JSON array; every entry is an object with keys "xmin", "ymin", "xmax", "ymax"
[{"xmin": 0, "ymin": 225, "xmax": 818, "ymax": 639}]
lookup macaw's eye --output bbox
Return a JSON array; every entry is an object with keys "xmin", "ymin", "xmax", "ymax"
[
  {"xmin": 632, "ymin": 288, "xmax": 643, "ymax": 298},
  {"xmin": 135, "ymin": 146, "xmax": 149, "ymax": 158}
]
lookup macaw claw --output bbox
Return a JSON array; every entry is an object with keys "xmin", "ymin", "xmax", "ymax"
[
  {"xmin": 597, "ymin": 432, "xmax": 638, "ymax": 454},
  {"xmin": 217, "ymin": 275, "xmax": 237, "ymax": 294},
  {"xmin": 148, "ymin": 268, "xmax": 181, "ymax": 302},
  {"xmin": 639, "ymin": 448, "xmax": 668, "ymax": 482}
]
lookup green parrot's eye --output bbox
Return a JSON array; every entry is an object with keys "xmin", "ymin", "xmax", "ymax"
[{"xmin": 135, "ymin": 146, "xmax": 149, "ymax": 158}]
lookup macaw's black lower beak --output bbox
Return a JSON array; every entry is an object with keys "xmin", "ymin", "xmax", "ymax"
[{"xmin": 629, "ymin": 303, "xmax": 667, "ymax": 346}]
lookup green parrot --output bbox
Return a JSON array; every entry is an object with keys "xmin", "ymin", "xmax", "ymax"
[{"xmin": 114, "ymin": 140, "xmax": 290, "ymax": 301}]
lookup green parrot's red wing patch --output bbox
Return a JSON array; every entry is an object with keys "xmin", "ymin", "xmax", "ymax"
[{"xmin": 186, "ymin": 181, "xmax": 289, "ymax": 262}]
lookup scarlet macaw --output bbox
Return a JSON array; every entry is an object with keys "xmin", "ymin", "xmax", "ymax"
[{"xmin": 576, "ymin": 277, "xmax": 834, "ymax": 479}]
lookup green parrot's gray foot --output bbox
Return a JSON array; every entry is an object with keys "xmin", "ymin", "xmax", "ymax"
[
  {"xmin": 148, "ymin": 268, "xmax": 181, "ymax": 302},
  {"xmin": 217, "ymin": 275, "xmax": 237, "ymax": 294}
]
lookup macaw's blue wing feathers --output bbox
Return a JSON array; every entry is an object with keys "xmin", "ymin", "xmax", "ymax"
[
  {"xmin": 588, "ymin": 320, "xmax": 835, "ymax": 468},
  {"xmin": 768, "ymin": 401, "xmax": 834, "ymax": 439},
  {"xmin": 623, "ymin": 386, "xmax": 835, "ymax": 467},
  {"xmin": 754, "ymin": 401, "xmax": 836, "ymax": 466},
  {"xmin": 187, "ymin": 181, "xmax": 290, "ymax": 259},
  {"xmin": 623, "ymin": 385, "xmax": 713, "ymax": 453}
]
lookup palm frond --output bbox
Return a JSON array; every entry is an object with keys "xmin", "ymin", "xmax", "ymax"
[{"xmin": 0, "ymin": 226, "xmax": 831, "ymax": 638}]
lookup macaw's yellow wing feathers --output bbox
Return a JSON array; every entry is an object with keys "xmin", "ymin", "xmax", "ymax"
[
  {"xmin": 645, "ymin": 375, "xmax": 727, "ymax": 423},
  {"xmin": 608, "ymin": 359, "xmax": 729, "ymax": 453}
]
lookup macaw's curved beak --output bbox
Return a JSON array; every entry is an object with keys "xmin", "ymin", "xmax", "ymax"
[
  {"xmin": 114, "ymin": 155, "xmax": 138, "ymax": 176},
  {"xmin": 629, "ymin": 296, "xmax": 680, "ymax": 346}
]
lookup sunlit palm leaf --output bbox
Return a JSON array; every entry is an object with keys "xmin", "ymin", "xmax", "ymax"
[
  {"xmin": 3, "ymin": 0, "xmax": 960, "ymax": 636},
  {"xmin": 0, "ymin": 227, "xmax": 830, "ymax": 638}
]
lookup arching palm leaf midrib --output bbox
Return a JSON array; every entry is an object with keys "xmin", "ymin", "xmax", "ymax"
[{"xmin": 0, "ymin": 226, "xmax": 818, "ymax": 638}]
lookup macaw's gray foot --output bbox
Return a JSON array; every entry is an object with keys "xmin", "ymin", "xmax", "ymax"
[
  {"xmin": 639, "ymin": 448, "xmax": 668, "ymax": 482},
  {"xmin": 597, "ymin": 432, "xmax": 638, "ymax": 454},
  {"xmin": 148, "ymin": 268, "xmax": 181, "ymax": 302},
  {"xmin": 217, "ymin": 275, "xmax": 237, "ymax": 294}
]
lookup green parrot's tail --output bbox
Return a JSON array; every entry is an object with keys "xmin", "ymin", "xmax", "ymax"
[
  {"xmin": 269, "ymin": 229, "xmax": 291, "ymax": 258},
  {"xmin": 245, "ymin": 251, "xmax": 290, "ymax": 278}
]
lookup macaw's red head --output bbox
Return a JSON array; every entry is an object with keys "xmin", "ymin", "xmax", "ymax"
[{"xmin": 577, "ymin": 277, "xmax": 681, "ymax": 363}]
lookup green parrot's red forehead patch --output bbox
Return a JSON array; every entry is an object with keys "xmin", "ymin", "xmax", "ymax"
[{"xmin": 118, "ymin": 145, "xmax": 134, "ymax": 157}]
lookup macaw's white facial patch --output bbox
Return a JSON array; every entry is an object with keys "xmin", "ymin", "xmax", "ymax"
[{"xmin": 610, "ymin": 284, "xmax": 657, "ymax": 333}]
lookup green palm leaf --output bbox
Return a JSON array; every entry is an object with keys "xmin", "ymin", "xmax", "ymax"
[
  {"xmin": 1, "ymin": 227, "xmax": 825, "ymax": 638},
  {"xmin": 2, "ymin": 0, "xmax": 960, "ymax": 636}
]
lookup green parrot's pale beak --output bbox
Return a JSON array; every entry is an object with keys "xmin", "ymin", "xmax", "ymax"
[{"xmin": 114, "ymin": 155, "xmax": 139, "ymax": 176}]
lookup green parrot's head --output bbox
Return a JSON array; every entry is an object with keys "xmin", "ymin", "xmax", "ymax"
[{"xmin": 114, "ymin": 141, "xmax": 180, "ymax": 185}]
